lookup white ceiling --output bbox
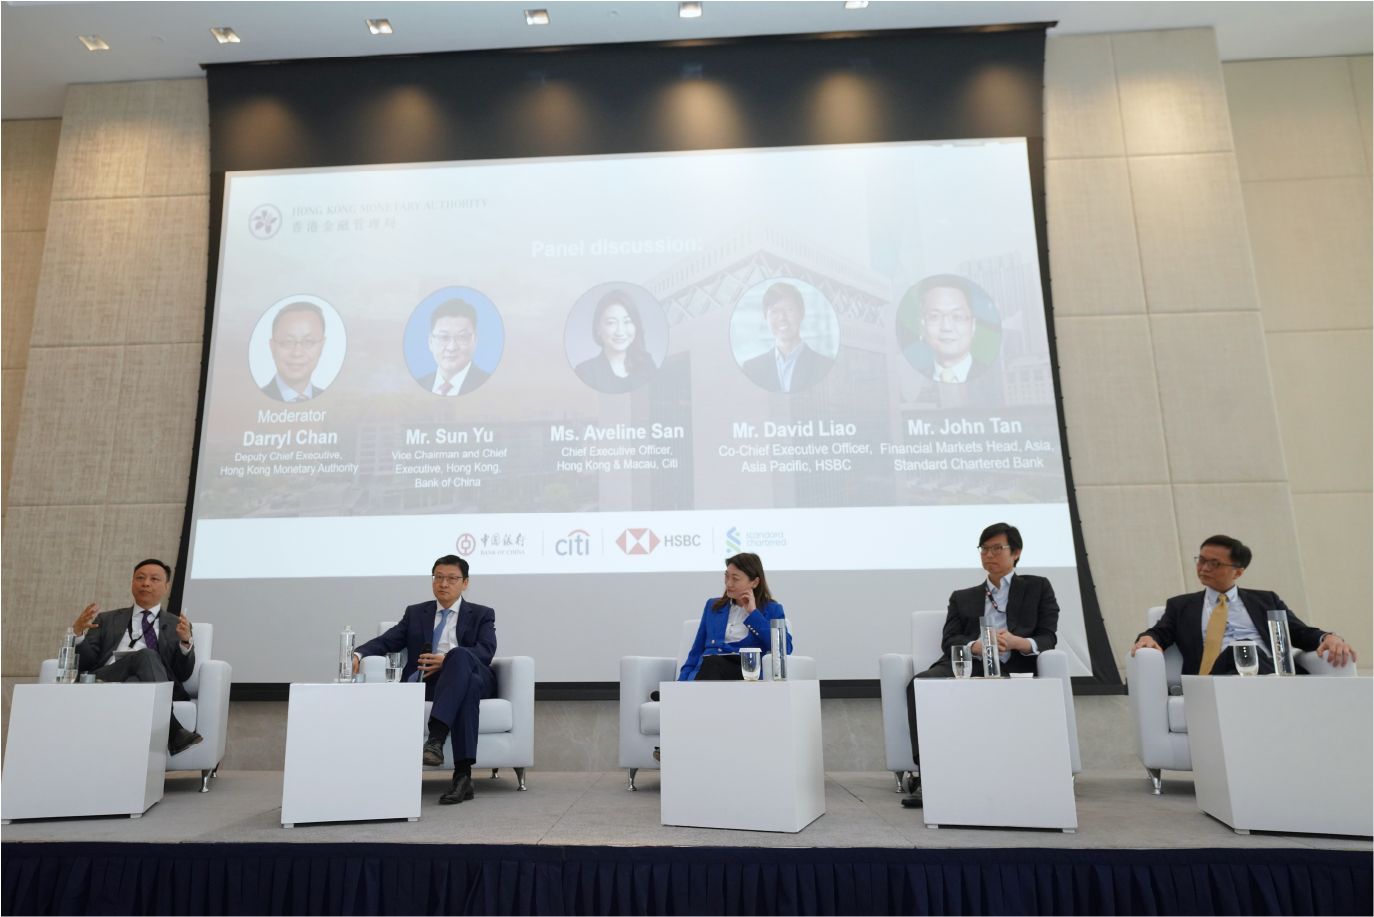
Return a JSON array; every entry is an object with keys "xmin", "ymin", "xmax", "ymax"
[{"xmin": 4, "ymin": 0, "xmax": 1371, "ymax": 120}]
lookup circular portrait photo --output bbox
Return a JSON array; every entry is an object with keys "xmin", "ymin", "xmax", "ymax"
[
  {"xmin": 404, "ymin": 287, "xmax": 504, "ymax": 396},
  {"xmin": 730, "ymin": 278, "xmax": 839, "ymax": 394},
  {"xmin": 896, "ymin": 275, "xmax": 1002, "ymax": 385},
  {"xmin": 249, "ymin": 295, "xmax": 347, "ymax": 402},
  {"xmin": 565, "ymin": 282, "xmax": 668, "ymax": 395}
]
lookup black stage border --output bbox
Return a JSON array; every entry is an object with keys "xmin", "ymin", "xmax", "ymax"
[{"xmin": 4, "ymin": 842, "xmax": 1369, "ymax": 915}]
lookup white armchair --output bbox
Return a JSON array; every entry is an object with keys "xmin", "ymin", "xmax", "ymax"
[
  {"xmin": 1127, "ymin": 605, "xmax": 1355, "ymax": 794},
  {"xmin": 361, "ymin": 622, "xmax": 534, "ymax": 790},
  {"xmin": 39, "ymin": 622, "xmax": 232, "ymax": 793},
  {"xmin": 619, "ymin": 618, "xmax": 815, "ymax": 790},
  {"xmin": 880, "ymin": 610, "xmax": 1081, "ymax": 793}
]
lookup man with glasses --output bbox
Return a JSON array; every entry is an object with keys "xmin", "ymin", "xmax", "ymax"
[
  {"xmin": 352, "ymin": 554, "xmax": 497, "ymax": 804},
  {"xmin": 419, "ymin": 299, "xmax": 490, "ymax": 396},
  {"xmin": 740, "ymin": 282, "xmax": 834, "ymax": 393},
  {"xmin": 1131, "ymin": 535, "xmax": 1354, "ymax": 675},
  {"xmin": 900, "ymin": 522, "xmax": 1060, "ymax": 808},
  {"xmin": 262, "ymin": 301, "xmax": 329, "ymax": 402}
]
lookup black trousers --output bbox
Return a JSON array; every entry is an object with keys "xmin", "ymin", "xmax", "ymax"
[
  {"xmin": 91, "ymin": 648, "xmax": 192, "ymax": 737},
  {"xmin": 694, "ymin": 654, "xmax": 744, "ymax": 681}
]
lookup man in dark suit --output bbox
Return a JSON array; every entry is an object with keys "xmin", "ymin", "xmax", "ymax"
[
  {"xmin": 261, "ymin": 301, "xmax": 328, "ymax": 401},
  {"xmin": 353, "ymin": 554, "xmax": 497, "ymax": 805},
  {"xmin": 1131, "ymin": 535, "xmax": 1355, "ymax": 675},
  {"xmin": 417, "ymin": 299, "xmax": 491, "ymax": 396},
  {"xmin": 739, "ymin": 282, "xmax": 834, "ymax": 393},
  {"xmin": 71, "ymin": 559, "xmax": 203, "ymax": 756},
  {"xmin": 901, "ymin": 522, "xmax": 1060, "ymax": 808}
]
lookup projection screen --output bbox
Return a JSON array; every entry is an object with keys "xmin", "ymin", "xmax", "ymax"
[{"xmin": 184, "ymin": 137, "xmax": 1093, "ymax": 683}]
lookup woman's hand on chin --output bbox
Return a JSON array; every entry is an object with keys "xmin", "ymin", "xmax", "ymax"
[{"xmin": 735, "ymin": 591, "xmax": 757, "ymax": 613}]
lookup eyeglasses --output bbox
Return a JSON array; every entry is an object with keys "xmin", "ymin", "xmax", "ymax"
[
  {"xmin": 272, "ymin": 337, "xmax": 323, "ymax": 351},
  {"xmin": 978, "ymin": 545, "xmax": 1014, "ymax": 555},
  {"xmin": 432, "ymin": 574, "xmax": 466, "ymax": 585},
  {"xmin": 1194, "ymin": 556, "xmax": 1241, "ymax": 571},
  {"xmin": 431, "ymin": 333, "xmax": 475, "ymax": 347},
  {"xmin": 922, "ymin": 311, "xmax": 973, "ymax": 328}
]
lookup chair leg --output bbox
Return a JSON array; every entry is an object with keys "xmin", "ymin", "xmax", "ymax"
[
  {"xmin": 1146, "ymin": 768, "xmax": 1163, "ymax": 795},
  {"xmin": 627, "ymin": 768, "xmax": 638, "ymax": 791},
  {"xmin": 201, "ymin": 769, "xmax": 214, "ymax": 793},
  {"xmin": 514, "ymin": 767, "xmax": 527, "ymax": 791},
  {"xmin": 491, "ymin": 768, "xmax": 500, "ymax": 779},
  {"xmin": 894, "ymin": 771, "xmax": 905, "ymax": 793}
]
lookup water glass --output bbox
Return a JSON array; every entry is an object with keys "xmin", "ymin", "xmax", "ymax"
[
  {"xmin": 386, "ymin": 652, "xmax": 404, "ymax": 683},
  {"xmin": 950, "ymin": 644, "xmax": 972, "ymax": 679},
  {"xmin": 740, "ymin": 648, "xmax": 762, "ymax": 681},
  {"xmin": 1233, "ymin": 642, "xmax": 1260, "ymax": 677}
]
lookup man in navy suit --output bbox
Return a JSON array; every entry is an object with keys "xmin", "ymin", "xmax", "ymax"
[
  {"xmin": 1132, "ymin": 535, "xmax": 1355, "ymax": 675},
  {"xmin": 354, "ymin": 554, "xmax": 497, "ymax": 805}
]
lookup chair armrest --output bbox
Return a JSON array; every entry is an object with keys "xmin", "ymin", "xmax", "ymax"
[
  {"xmin": 1297, "ymin": 649, "xmax": 1358, "ymax": 677},
  {"xmin": 490, "ymin": 656, "xmax": 534, "ymax": 761},
  {"xmin": 170, "ymin": 660, "xmax": 232, "ymax": 769},
  {"xmin": 620, "ymin": 656, "xmax": 675, "ymax": 739},
  {"xmin": 360, "ymin": 655, "xmax": 386, "ymax": 683},
  {"xmin": 879, "ymin": 653, "xmax": 916, "ymax": 773},
  {"xmin": 1036, "ymin": 649, "xmax": 1081, "ymax": 775},
  {"xmin": 38, "ymin": 659, "xmax": 58, "ymax": 683},
  {"xmin": 1126, "ymin": 647, "xmax": 1170, "ymax": 761}
]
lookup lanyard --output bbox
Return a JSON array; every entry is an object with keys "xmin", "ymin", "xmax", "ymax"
[
  {"xmin": 984, "ymin": 584, "xmax": 1003, "ymax": 615},
  {"xmin": 127, "ymin": 609, "xmax": 153, "ymax": 649}
]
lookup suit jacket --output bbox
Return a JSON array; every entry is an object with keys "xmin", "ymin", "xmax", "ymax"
[
  {"xmin": 355, "ymin": 598, "xmax": 497, "ymax": 683},
  {"xmin": 75, "ymin": 607, "xmax": 196, "ymax": 699},
  {"xmin": 923, "ymin": 573, "xmax": 1059, "ymax": 676},
  {"xmin": 418, "ymin": 365, "xmax": 490, "ymax": 396},
  {"xmin": 1140, "ymin": 589, "xmax": 1329, "ymax": 676},
  {"xmin": 741, "ymin": 343, "xmax": 834, "ymax": 393},
  {"xmin": 260, "ymin": 376, "xmax": 326, "ymax": 402},
  {"xmin": 678, "ymin": 599, "xmax": 792, "ymax": 682}
]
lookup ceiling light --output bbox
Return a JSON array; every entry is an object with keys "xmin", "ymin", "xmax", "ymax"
[
  {"xmin": 366, "ymin": 19, "xmax": 393, "ymax": 34},
  {"xmin": 844, "ymin": 1, "xmax": 869, "ymax": 8},
  {"xmin": 77, "ymin": 35, "xmax": 110, "ymax": 51},
  {"xmin": 209, "ymin": 27, "xmax": 240, "ymax": 44},
  {"xmin": 524, "ymin": 9, "xmax": 549, "ymax": 25},
  {"xmin": 679, "ymin": 2, "xmax": 702, "ymax": 18}
]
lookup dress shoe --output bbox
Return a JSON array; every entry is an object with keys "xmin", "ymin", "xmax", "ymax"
[
  {"xmin": 899, "ymin": 784, "xmax": 924, "ymax": 808},
  {"xmin": 423, "ymin": 738, "xmax": 445, "ymax": 767},
  {"xmin": 440, "ymin": 774, "xmax": 475, "ymax": 805},
  {"xmin": 169, "ymin": 727, "xmax": 204, "ymax": 757},
  {"xmin": 652, "ymin": 747, "xmax": 660, "ymax": 762}
]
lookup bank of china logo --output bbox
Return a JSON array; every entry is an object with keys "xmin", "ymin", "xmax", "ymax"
[
  {"xmin": 455, "ymin": 533, "xmax": 476, "ymax": 556},
  {"xmin": 616, "ymin": 528, "xmax": 660, "ymax": 555},
  {"xmin": 249, "ymin": 204, "xmax": 282, "ymax": 240},
  {"xmin": 725, "ymin": 526, "xmax": 741, "ymax": 554}
]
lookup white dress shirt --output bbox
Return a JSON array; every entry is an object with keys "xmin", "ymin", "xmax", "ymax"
[
  {"xmin": 74, "ymin": 604, "xmax": 191, "ymax": 655},
  {"xmin": 274, "ymin": 376, "xmax": 315, "ymax": 401},
  {"xmin": 725, "ymin": 602, "xmax": 750, "ymax": 642},
  {"xmin": 1201, "ymin": 586, "xmax": 1268, "ymax": 656},
  {"xmin": 431, "ymin": 362, "xmax": 472, "ymax": 396},
  {"xmin": 935, "ymin": 353, "xmax": 973, "ymax": 384},
  {"xmin": 978, "ymin": 570, "xmax": 1038, "ymax": 664},
  {"xmin": 774, "ymin": 344, "xmax": 804, "ymax": 392},
  {"xmin": 432, "ymin": 604, "xmax": 460, "ymax": 653}
]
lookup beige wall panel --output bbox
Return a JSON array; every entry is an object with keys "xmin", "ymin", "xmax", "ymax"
[
  {"xmin": 1055, "ymin": 315, "xmax": 1169, "ymax": 485},
  {"xmin": 1292, "ymin": 491, "xmax": 1372, "ymax": 658},
  {"xmin": 2, "ymin": 367, "xmax": 25, "ymax": 513},
  {"xmin": 1129, "ymin": 153, "xmax": 1259, "ymax": 315},
  {"xmin": 7, "ymin": 346, "xmax": 124, "ymax": 506},
  {"xmin": 2, "ymin": 230, "xmax": 45, "ymax": 368},
  {"xmin": 1266, "ymin": 330, "xmax": 1373, "ymax": 495},
  {"xmin": 1243, "ymin": 177, "xmax": 1373, "ymax": 333},
  {"xmin": 94, "ymin": 503, "xmax": 186, "ymax": 611},
  {"xmin": 107, "ymin": 344, "xmax": 201, "ymax": 504},
  {"xmin": 1, "ymin": 119, "xmax": 61, "ymax": 231},
  {"xmin": 1348, "ymin": 56, "xmax": 1372, "ymax": 172},
  {"xmin": 1075, "ymin": 484, "xmax": 1184, "ymax": 675},
  {"xmin": 1, "ymin": 504, "xmax": 106, "ymax": 674},
  {"xmin": 1223, "ymin": 58, "xmax": 1366, "ymax": 182},
  {"xmin": 29, "ymin": 198, "xmax": 142, "ymax": 347},
  {"xmin": 125, "ymin": 195, "xmax": 209, "ymax": 345},
  {"xmin": 143, "ymin": 80, "xmax": 210, "ymax": 198},
  {"xmin": 1149, "ymin": 312, "xmax": 1288, "ymax": 485},
  {"xmin": 1043, "ymin": 35, "xmax": 1125, "ymax": 161},
  {"xmin": 50, "ymin": 82, "xmax": 155, "ymax": 202},
  {"xmin": 1170, "ymin": 482, "xmax": 1308, "ymax": 613},
  {"xmin": 1111, "ymin": 29, "xmax": 1233, "ymax": 157},
  {"xmin": 1045, "ymin": 158, "xmax": 1146, "ymax": 317}
]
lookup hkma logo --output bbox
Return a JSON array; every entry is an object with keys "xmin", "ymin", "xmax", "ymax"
[
  {"xmin": 556, "ymin": 530, "xmax": 592, "ymax": 556},
  {"xmin": 616, "ymin": 528, "xmax": 660, "ymax": 555},
  {"xmin": 249, "ymin": 204, "xmax": 282, "ymax": 240},
  {"xmin": 725, "ymin": 526, "xmax": 741, "ymax": 554}
]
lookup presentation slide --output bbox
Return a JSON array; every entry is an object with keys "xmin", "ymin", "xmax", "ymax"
[{"xmin": 186, "ymin": 138, "xmax": 1092, "ymax": 682}]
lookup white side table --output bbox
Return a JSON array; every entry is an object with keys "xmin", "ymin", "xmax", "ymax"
[
  {"xmin": 1184, "ymin": 675, "xmax": 1373, "ymax": 837},
  {"xmin": 659, "ymin": 680, "xmax": 824, "ymax": 833},
  {"xmin": 2, "ymin": 682, "xmax": 172, "ymax": 823},
  {"xmin": 281, "ymin": 682, "xmax": 426, "ymax": 827},
  {"xmin": 913, "ymin": 678, "xmax": 1077, "ymax": 831}
]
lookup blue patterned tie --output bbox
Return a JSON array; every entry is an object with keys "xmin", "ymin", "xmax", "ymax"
[
  {"xmin": 432, "ymin": 608, "xmax": 451, "ymax": 654},
  {"xmin": 140, "ymin": 610, "xmax": 160, "ymax": 653}
]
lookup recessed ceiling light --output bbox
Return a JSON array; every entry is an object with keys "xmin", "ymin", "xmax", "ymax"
[
  {"xmin": 844, "ymin": 1, "xmax": 869, "ymax": 8},
  {"xmin": 524, "ymin": 9, "xmax": 549, "ymax": 25},
  {"xmin": 679, "ymin": 2, "xmax": 702, "ymax": 18},
  {"xmin": 209, "ymin": 27, "xmax": 240, "ymax": 44},
  {"xmin": 366, "ymin": 19, "xmax": 393, "ymax": 35},
  {"xmin": 78, "ymin": 35, "xmax": 110, "ymax": 51}
]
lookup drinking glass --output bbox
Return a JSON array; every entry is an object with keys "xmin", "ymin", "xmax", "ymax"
[
  {"xmin": 386, "ymin": 652, "xmax": 404, "ymax": 683},
  {"xmin": 740, "ymin": 648, "xmax": 762, "ymax": 681},
  {"xmin": 1233, "ymin": 642, "xmax": 1260, "ymax": 677},
  {"xmin": 950, "ymin": 644, "xmax": 972, "ymax": 679}
]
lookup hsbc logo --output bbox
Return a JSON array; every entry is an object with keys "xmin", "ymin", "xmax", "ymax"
[{"xmin": 616, "ymin": 528, "xmax": 660, "ymax": 555}]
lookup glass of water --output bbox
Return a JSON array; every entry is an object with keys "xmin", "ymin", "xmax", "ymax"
[
  {"xmin": 1233, "ymin": 642, "xmax": 1260, "ymax": 677},
  {"xmin": 950, "ymin": 644, "xmax": 972, "ymax": 679},
  {"xmin": 386, "ymin": 652, "xmax": 404, "ymax": 683},
  {"xmin": 740, "ymin": 648, "xmax": 762, "ymax": 681}
]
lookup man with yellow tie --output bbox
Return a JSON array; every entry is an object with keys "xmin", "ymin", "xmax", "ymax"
[{"xmin": 1131, "ymin": 535, "xmax": 1355, "ymax": 675}]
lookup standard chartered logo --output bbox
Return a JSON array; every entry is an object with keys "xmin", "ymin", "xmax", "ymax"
[{"xmin": 725, "ymin": 527, "xmax": 741, "ymax": 554}]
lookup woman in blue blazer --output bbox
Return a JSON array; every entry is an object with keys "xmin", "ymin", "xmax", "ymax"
[{"xmin": 679, "ymin": 552, "xmax": 792, "ymax": 681}]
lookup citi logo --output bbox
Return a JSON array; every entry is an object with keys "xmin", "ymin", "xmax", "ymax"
[
  {"xmin": 616, "ymin": 528, "xmax": 660, "ymax": 555},
  {"xmin": 556, "ymin": 529, "xmax": 592, "ymax": 556}
]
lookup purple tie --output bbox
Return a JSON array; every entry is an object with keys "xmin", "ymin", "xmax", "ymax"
[{"xmin": 140, "ymin": 610, "xmax": 160, "ymax": 653}]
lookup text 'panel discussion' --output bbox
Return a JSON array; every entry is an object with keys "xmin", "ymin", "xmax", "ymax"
[{"xmin": 1, "ymin": 1, "xmax": 1371, "ymax": 914}]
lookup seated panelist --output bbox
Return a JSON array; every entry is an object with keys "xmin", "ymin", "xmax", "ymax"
[
  {"xmin": 1131, "ymin": 535, "xmax": 1355, "ymax": 674},
  {"xmin": 353, "ymin": 554, "xmax": 496, "ymax": 806},
  {"xmin": 902, "ymin": 523, "xmax": 1059, "ymax": 809},
  {"xmin": 678, "ymin": 552, "xmax": 792, "ymax": 682},
  {"xmin": 71, "ymin": 559, "xmax": 204, "ymax": 756}
]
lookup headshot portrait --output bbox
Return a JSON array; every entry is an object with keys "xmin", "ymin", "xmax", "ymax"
[
  {"xmin": 403, "ymin": 287, "xmax": 504, "ymax": 397},
  {"xmin": 249, "ymin": 296, "xmax": 347, "ymax": 402},
  {"xmin": 896, "ymin": 275, "xmax": 1002, "ymax": 384},
  {"xmin": 730, "ymin": 278, "xmax": 839, "ymax": 394},
  {"xmin": 565, "ymin": 282, "xmax": 668, "ymax": 395}
]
